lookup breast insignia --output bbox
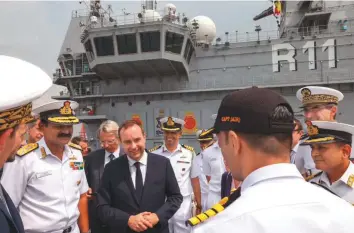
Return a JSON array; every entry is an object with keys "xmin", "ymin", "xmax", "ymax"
[
  {"xmin": 68, "ymin": 142, "xmax": 82, "ymax": 151},
  {"xmin": 17, "ymin": 143, "xmax": 39, "ymax": 157},
  {"xmin": 186, "ymin": 188, "xmax": 241, "ymax": 227},
  {"xmin": 305, "ymin": 172, "xmax": 323, "ymax": 182},
  {"xmin": 148, "ymin": 145, "xmax": 162, "ymax": 153},
  {"xmin": 347, "ymin": 174, "xmax": 354, "ymax": 187},
  {"xmin": 182, "ymin": 144, "xmax": 194, "ymax": 152}
]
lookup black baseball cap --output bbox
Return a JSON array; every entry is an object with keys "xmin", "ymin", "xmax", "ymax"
[{"xmin": 213, "ymin": 87, "xmax": 294, "ymax": 134}]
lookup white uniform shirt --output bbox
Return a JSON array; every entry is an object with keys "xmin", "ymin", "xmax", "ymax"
[
  {"xmin": 104, "ymin": 147, "xmax": 121, "ymax": 167},
  {"xmin": 192, "ymin": 163, "xmax": 354, "ymax": 233},
  {"xmin": 309, "ymin": 162, "xmax": 354, "ymax": 204},
  {"xmin": 1, "ymin": 138, "xmax": 89, "ymax": 233},
  {"xmin": 127, "ymin": 151, "xmax": 148, "ymax": 188},
  {"xmin": 153, "ymin": 144, "xmax": 200, "ymax": 196},
  {"xmin": 195, "ymin": 153, "xmax": 208, "ymax": 194},
  {"xmin": 202, "ymin": 142, "xmax": 226, "ymax": 193}
]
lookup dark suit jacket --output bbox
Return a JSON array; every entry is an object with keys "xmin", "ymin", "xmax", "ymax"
[
  {"xmin": 0, "ymin": 185, "xmax": 25, "ymax": 233},
  {"xmin": 221, "ymin": 172, "xmax": 233, "ymax": 199},
  {"xmin": 96, "ymin": 153, "xmax": 182, "ymax": 233},
  {"xmin": 84, "ymin": 148, "xmax": 125, "ymax": 233}
]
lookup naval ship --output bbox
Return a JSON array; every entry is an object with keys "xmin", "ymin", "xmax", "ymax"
[{"xmin": 53, "ymin": 0, "xmax": 354, "ymax": 150}]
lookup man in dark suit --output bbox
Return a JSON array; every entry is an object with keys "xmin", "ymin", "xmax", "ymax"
[
  {"xmin": 0, "ymin": 55, "xmax": 53, "ymax": 232},
  {"xmin": 97, "ymin": 120, "xmax": 183, "ymax": 233},
  {"xmin": 85, "ymin": 120, "xmax": 125, "ymax": 233}
]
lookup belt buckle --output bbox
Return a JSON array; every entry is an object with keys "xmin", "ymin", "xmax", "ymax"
[{"xmin": 63, "ymin": 226, "xmax": 72, "ymax": 233}]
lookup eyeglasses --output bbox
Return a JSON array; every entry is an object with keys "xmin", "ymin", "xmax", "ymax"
[{"xmin": 100, "ymin": 139, "xmax": 117, "ymax": 145}]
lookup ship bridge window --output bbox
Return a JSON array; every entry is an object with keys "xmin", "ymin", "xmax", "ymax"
[
  {"xmin": 94, "ymin": 36, "xmax": 115, "ymax": 56},
  {"xmin": 165, "ymin": 31, "xmax": 184, "ymax": 54},
  {"xmin": 183, "ymin": 39, "xmax": 194, "ymax": 64},
  {"xmin": 117, "ymin": 34, "xmax": 137, "ymax": 54},
  {"xmin": 84, "ymin": 40, "xmax": 94, "ymax": 62},
  {"xmin": 82, "ymin": 54, "xmax": 91, "ymax": 73},
  {"xmin": 140, "ymin": 31, "xmax": 160, "ymax": 52},
  {"xmin": 64, "ymin": 59, "xmax": 74, "ymax": 76}
]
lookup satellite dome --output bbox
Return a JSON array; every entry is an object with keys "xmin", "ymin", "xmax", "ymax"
[
  {"xmin": 141, "ymin": 10, "xmax": 162, "ymax": 23},
  {"xmin": 90, "ymin": 16, "xmax": 98, "ymax": 23},
  {"xmin": 187, "ymin": 15, "xmax": 216, "ymax": 44},
  {"xmin": 163, "ymin": 3, "xmax": 177, "ymax": 21},
  {"xmin": 164, "ymin": 3, "xmax": 176, "ymax": 16}
]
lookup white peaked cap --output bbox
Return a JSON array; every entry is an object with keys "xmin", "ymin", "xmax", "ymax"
[
  {"xmin": 296, "ymin": 86, "xmax": 344, "ymax": 106},
  {"xmin": 0, "ymin": 55, "xmax": 52, "ymax": 112}
]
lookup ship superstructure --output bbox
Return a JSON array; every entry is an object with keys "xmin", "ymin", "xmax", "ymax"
[{"xmin": 53, "ymin": 0, "xmax": 354, "ymax": 150}]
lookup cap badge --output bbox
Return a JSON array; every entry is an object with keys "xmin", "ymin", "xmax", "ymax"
[
  {"xmin": 59, "ymin": 101, "xmax": 73, "ymax": 116},
  {"xmin": 305, "ymin": 121, "xmax": 319, "ymax": 136},
  {"xmin": 301, "ymin": 88, "xmax": 312, "ymax": 98},
  {"xmin": 167, "ymin": 117, "xmax": 175, "ymax": 126}
]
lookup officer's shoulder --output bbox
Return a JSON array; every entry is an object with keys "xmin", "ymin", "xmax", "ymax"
[
  {"xmin": 181, "ymin": 144, "xmax": 194, "ymax": 152},
  {"xmin": 68, "ymin": 142, "xmax": 82, "ymax": 151},
  {"xmin": 305, "ymin": 171, "xmax": 323, "ymax": 182},
  {"xmin": 16, "ymin": 143, "xmax": 39, "ymax": 157},
  {"xmin": 148, "ymin": 145, "xmax": 162, "ymax": 152}
]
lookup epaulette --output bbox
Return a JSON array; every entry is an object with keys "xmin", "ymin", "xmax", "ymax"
[
  {"xmin": 197, "ymin": 152, "xmax": 200, "ymax": 156},
  {"xmin": 17, "ymin": 143, "xmax": 39, "ymax": 157},
  {"xmin": 182, "ymin": 144, "xmax": 194, "ymax": 152},
  {"xmin": 186, "ymin": 188, "xmax": 241, "ymax": 227},
  {"xmin": 305, "ymin": 171, "xmax": 323, "ymax": 182},
  {"xmin": 68, "ymin": 142, "xmax": 82, "ymax": 151},
  {"xmin": 148, "ymin": 145, "xmax": 161, "ymax": 153}
]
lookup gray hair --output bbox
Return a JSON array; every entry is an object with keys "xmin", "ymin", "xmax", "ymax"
[{"xmin": 97, "ymin": 120, "xmax": 119, "ymax": 138}]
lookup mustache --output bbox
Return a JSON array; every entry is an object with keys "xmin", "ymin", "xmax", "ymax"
[{"xmin": 57, "ymin": 133, "xmax": 72, "ymax": 138}]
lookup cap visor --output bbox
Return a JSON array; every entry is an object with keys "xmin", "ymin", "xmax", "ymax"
[
  {"xmin": 48, "ymin": 116, "xmax": 80, "ymax": 125},
  {"xmin": 161, "ymin": 127, "xmax": 181, "ymax": 132}
]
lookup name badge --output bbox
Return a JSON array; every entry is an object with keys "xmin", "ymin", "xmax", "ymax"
[
  {"xmin": 36, "ymin": 170, "xmax": 52, "ymax": 179},
  {"xmin": 70, "ymin": 161, "xmax": 84, "ymax": 170},
  {"xmin": 177, "ymin": 160, "xmax": 190, "ymax": 164}
]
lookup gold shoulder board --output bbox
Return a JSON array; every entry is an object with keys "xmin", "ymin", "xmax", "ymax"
[
  {"xmin": 148, "ymin": 145, "xmax": 162, "ymax": 153},
  {"xmin": 305, "ymin": 172, "xmax": 323, "ymax": 182},
  {"xmin": 182, "ymin": 144, "xmax": 194, "ymax": 152},
  {"xmin": 68, "ymin": 142, "xmax": 82, "ymax": 151},
  {"xmin": 17, "ymin": 143, "xmax": 39, "ymax": 157}
]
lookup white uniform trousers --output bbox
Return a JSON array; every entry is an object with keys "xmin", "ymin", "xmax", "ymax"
[
  {"xmin": 205, "ymin": 190, "xmax": 221, "ymax": 210},
  {"xmin": 169, "ymin": 195, "xmax": 192, "ymax": 233},
  {"xmin": 201, "ymin": 192, "xmax": 208, "ymax": 212}
]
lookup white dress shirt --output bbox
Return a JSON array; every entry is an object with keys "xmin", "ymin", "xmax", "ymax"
[
  {"xmin": 1, "ymin": 138, "xmax": 88, "ymax": 233},
  {"xmin": 127, "ymin": 151, "xmax": 148, "ymax": 188},
  {"xmin": 104, "ymin": 147, "xmax": 121, "ymax": 167},
  {"xmin": 192, "ymin": 163, "xmax": 354, "ymax": 233}
]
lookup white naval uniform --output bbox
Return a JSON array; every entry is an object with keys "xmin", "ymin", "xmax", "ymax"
[
  {"xmin": 1, "ymin": 138, "xmax": 89, "ymax": 233},
  {"xmin": 195, "ymin": 153, "xmax": 209, "ymax": 212},
  {"xmin": 308, "ymin": 162, "xmax": 354, "ymax": 205},
  {"xmin": 192, "ymin": 163, "xmax": 354, "ymax": 233},
  {"xmin": 153, "ymin": 144, "xmax": 200, "ymax": 233},
  {"xmin": 202, "ymin": 142, "xmax": 225, "ymax": 209}
]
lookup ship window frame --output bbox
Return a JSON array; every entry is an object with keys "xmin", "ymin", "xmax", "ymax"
[
  {"xmin": 84, "ymin": 39, "xmax": 95, "ymax": 62},
  {"xmin": 165, "ymin": 31, "xmax": 184, "ymax": 54},
  {"xmin": 94, "ymin": 36, "xmax": 115, "ymax": 57},
  {"xmin": 140, "ymin": 31, "xmax": 161, "ymax": 52},
  {"xmin": 117, "ymin": 33, "xmax": 138, "ymax": 55}
]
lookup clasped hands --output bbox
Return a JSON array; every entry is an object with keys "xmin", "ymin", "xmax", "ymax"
[{"xmin": 128, "ymin": 212, "xmax": 159, "ymax": 232}]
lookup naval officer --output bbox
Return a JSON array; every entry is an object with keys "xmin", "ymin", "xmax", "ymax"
[
  {"xmin": 0, "ymin": 55, "xmax": 52, "ymax": 233},
  {"xmin": 195, "ymin": 130, "xmax": 210, "ymax": 212},
  {"xmin": 304, "ymin": 121, "xmax": 354, "ymax": 204},
  {"xmin": 192, "ymin": 87, "xmax": 354, "ymax": 233},
  {"xmin": 1, "ymin": 100, "xmax": 90, "ymax": 233},
  {"xmin": 295, "ymin": 86, "xmax": 349, "ymax": 177},
  {"xmin": 150, "ymin": 116, "xmax": 201, "ymax": 233},
  {"xmin": 199, "ymin": 127, "xmax": 225, "ymax": 209}
]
